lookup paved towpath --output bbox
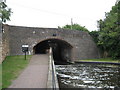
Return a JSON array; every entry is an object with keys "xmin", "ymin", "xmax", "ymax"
[{"xmin": 9, "ymin": 54, "xmax": 49, "ymax": 88}]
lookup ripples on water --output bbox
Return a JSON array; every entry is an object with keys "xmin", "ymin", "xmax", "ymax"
[{"xmin": 56, "ymin": 64, "xmax": 120, "ymax": 89}]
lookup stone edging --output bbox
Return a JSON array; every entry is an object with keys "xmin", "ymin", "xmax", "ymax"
[{"xmin": 75, "ymin": 61, "xmax": 120, "ymax": 65}]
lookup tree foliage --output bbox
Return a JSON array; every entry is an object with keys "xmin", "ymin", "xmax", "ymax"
[
  {"xmin": 0, "ymin": 2, "xmax": 12, "ymax": 23},
  {"xmin": 90, "ymin": 1, "xmax": 120, "ymax": 59},
  {"xmin": 60, "ymin": 23, "xmax": 89, "ymax": 32}
]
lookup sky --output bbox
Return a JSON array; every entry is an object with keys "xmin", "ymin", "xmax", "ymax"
[{"xmin": 6, "ymin": 0, "xmax": 117, "ymax": 31}]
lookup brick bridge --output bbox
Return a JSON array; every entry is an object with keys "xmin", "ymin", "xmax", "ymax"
[{"xmin": 1, "ymin": 25, "xmax": 100, "ymax": 63}]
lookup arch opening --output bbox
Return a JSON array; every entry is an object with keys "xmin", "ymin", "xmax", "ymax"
[{"xmin": 33, "ymin": 39, "xmax": 73, "ymax": 64}]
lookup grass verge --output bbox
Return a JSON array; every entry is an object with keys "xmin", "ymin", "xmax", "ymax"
[
  {"xmin": 2, "ymin": 55, "xmax": 32, "ymax": 88},
  {"xmin": 0, "ymin": 64, "xmax": 2, "ymax": 90},
  {"xmin": 80, "ymin": 58, "xmax": 120, "ymax": 63}
]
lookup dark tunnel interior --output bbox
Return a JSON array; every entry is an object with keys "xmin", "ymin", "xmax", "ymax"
[{"xmin": 33, "ymin": 39, "xmax": 72, "ymax": 64}]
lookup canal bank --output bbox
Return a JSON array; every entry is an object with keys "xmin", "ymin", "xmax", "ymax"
[{"xmin": 74, "ymin": 61, "xmax": 120, "ymax": 65}]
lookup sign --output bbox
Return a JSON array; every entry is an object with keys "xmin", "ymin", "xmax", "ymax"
[
  {"xmin": 22, "ymin": 44, "xmax": 29, "ymax": 60},
  {"xmin": 22, "ymin": 45, "xmax": 29, "ymax": 52}
]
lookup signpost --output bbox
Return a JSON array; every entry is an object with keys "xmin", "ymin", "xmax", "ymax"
[{"xmin": 22, "ymin": 45, "xmax": 29, "ymax": 60}]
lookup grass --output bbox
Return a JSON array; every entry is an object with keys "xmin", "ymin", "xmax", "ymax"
[
  {"xmin": 2, "ymin": 55, "xmax": 32, "ymax": 88},
  {"xmin": 80, "ymin": 58, "xmax": 120, "ymax": 63},
  {"xmin": 0, "ymin": 64, "xmax": 2, "ymax": 90}
]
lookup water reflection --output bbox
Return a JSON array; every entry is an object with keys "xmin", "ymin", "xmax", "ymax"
[{"xmin": 56, "ymin": 64, "xmax": 120, "ymax": 89}]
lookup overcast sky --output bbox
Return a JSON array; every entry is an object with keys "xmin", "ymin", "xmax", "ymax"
[{"xmin": 6, "ymin": 0, "xmax": 116, "ymax": 31}]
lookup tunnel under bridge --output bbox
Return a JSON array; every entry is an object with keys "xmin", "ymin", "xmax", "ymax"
[{"xmin": 33, "ymin": 39, "xmax": 73, "ymax": 64}]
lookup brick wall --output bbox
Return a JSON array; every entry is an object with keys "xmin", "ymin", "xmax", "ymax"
[
  {"xmin": 1, "ymin": 25, "xmax": 10, "ymax": 63},
  {"xmin": 2, "ymin": 25, "xmax": 100, "ymax": 62}
]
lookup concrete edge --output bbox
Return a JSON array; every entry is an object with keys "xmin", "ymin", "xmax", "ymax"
[
  {"xmin": 47, "ymin": 54, "xmax": 52, "ymax": 88},
  {"xmin": 47, "ymin": 48, "xmax": 59, "ymax": 89}
]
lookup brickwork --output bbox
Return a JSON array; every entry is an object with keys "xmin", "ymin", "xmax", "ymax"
[
  {"xmin": 2, "ymin": 25, "xmax": 100, "ymax": 62},
  {"xmin": 1, "ymin": 25, "xmax": 10, "ymax": 63}
]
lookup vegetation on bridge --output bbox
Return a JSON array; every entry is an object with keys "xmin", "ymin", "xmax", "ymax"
[
  {"xmin": 59, "ymin": 23, "xmax": 89, "ymax": 32},
  {"xmin": 2, "ymin": 55, "xmax": 32, "ymax": 88}
]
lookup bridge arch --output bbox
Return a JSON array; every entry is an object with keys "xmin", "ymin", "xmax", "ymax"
[{"xmin": 33, "ymin": 38, "xmax": 73, "ymax": 64}]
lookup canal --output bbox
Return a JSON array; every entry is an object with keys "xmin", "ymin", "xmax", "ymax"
[{"xmin": 56, "ymin": 63, "xmax": 120, "ymax": 89}]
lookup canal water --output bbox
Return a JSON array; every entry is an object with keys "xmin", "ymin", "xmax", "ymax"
[{"xmin": 56, "ymin": 63, "xmax": 120, "ymax": 89}]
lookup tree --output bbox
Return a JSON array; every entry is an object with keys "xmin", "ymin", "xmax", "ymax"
[
  {"xmin": 60, "ymin": 23, "xmax": 89, "ymax": 32},
  {"xmin": 91, "ymin": 1, "xmax": 120, "ymax": 59},
  {"xmin": 89, "ymin": 31, "xmax": 99, "ymax": 44},
  {"xmin": 0, "ymin": 1, "xmax": 12, "ymax": 23}
]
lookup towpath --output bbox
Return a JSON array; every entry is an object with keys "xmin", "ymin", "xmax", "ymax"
[{"xmin": 9, "ymin": 54, "xmax": 49, "ymax": 88}]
